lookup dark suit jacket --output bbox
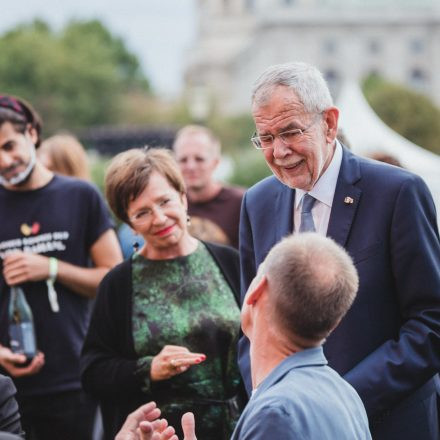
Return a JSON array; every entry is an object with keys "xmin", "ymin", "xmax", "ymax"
[
  {"xmin": 0, "ymin": 375, "xmax": 22, "ymax": 437},
  {"xmin": 238, "ymin": 148, "xmax": 440, "ymax": 439}
]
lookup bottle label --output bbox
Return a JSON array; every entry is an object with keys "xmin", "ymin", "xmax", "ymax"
[{"xmin": 9, "ymin": 323, "xmax": 37, "ymax": 357}]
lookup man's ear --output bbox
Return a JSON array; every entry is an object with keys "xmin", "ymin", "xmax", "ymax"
[
  {"xmin": 323, "ymin": 107, "xmax": 339, "ymax": 144},
  {"xmin": 26, "ymin": 125, "xmax": 38, "ymax": 146},
  {"xmin": 246, "ymin": 275, "xmax": 267, "ymax": 306}
]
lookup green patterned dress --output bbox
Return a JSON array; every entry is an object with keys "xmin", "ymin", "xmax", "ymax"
[{"xmin": 131, "ymin": 242, "xmax": 242, "ymax": 439}]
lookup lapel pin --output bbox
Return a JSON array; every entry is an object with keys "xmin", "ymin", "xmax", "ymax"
[{"xmin": 344, "ymin": 197, "xmax": 354, "ymax": 205}]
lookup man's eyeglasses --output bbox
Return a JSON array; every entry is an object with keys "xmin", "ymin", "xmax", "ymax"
[{"xmin": 251, "ymin": 112, "xmax": 323, "ymax": 150}]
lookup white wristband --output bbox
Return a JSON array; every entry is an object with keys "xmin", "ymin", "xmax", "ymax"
[
  {"xmin": 47, "ymin": 257, "xmax": 60, "ymax": 313},
  {"xmin": 49, "ymin": 257, "xmax": 58, "ymax": 281}
]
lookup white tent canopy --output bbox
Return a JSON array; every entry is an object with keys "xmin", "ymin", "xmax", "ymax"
[{"xmin": 337, "ymin": 81, "xmax": 440, "ymax": 217}]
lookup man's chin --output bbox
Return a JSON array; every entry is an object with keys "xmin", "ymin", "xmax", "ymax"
[
  {"xmin": 187, "ymin": 183, "xmax": 205, "ymax": 192},
  {"xmin": 1, "ymin": 167, "xmax": 34, "ymax": 188},
  {"xmin": 275, "ymin": 172, "xmax": 313, "ymax": 191}
]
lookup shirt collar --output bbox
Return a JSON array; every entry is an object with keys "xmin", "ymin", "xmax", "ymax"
[
  {"xmin": 252, "ymin": 346, "xmax": 327, "ymax": 398},
  {"xmin": 294, "ymin": 141, "xmax": 343, "ymax": 209}
]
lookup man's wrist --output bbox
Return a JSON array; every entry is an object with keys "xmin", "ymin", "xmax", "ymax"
[
  {"xmin": 47, "ymin": 257, "xmax": 60, "ymax": 312},
  {"xmin": 48, "ymin": 257, "xmax": 58, "ymax": 281}
]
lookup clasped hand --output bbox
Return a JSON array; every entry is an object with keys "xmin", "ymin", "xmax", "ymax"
[
  {"xmin": 150, "ymin": 345, "xmax": 206, "ymax": 381},
  {"xmin": 3, "ymin": 251, "xmax": 50, "ymax": 285},
  {"xmin": 0, "ymin": 345, "xmax": 45, "ymax": 377},
  {"xmin": 116, "ymin": 401, "xmax": 197, "ymax": 440}
]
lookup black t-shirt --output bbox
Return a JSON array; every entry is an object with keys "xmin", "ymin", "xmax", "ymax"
[
  {"xmin": 188, "ymin": 186, "xmax": 244, "ymax": 248},
  {"xmin": 0, "ymin": 175, "xmax": 114, "ymax": 396}
]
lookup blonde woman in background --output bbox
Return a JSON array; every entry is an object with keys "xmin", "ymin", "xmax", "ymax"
[{"xmin": 38, "ymin": 134, "xmax": 91, "ymax": 181}]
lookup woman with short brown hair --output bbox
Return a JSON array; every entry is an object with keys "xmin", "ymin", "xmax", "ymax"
[{"xmin": 81, "ymin": 147, "xmax": 245, "ymax": 440}]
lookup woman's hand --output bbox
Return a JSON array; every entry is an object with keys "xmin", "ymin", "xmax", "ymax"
[
  {"xmin": 0, "ymin": 345, "xmax": 45, "ymax": 377},
  {"xmin": 150, "ymin": 345, "xmax": 206, "ymax": 381}
]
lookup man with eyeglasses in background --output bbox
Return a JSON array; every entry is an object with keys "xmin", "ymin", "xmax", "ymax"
[
  {"xmin": 174, "ymin": 125, "xmax": 244, "ymax": 249},
  {"xmin": 238, "ymin": 62, "xmax": 440, "ymax": 439}
]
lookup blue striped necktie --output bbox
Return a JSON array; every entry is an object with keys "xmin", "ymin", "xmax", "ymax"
[{"xmin": 299, "ymin": 194, "xmax": 316, "ymax": 233}]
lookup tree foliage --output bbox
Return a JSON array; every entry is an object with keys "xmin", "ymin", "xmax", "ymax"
[
  {"xmin": 228, "ymin": 149, "xmax": 271, "ymax": 189},
  {"xmin": 208, "ymin": 113, "xmax": 256, "ymax": 154},
  {"xmin": 363, "ymin": 74, "xmax": 440, "ymax": 155},
  {"xmin": 0, "ymin": 19, "xmax": 150, "ymax": 134}
]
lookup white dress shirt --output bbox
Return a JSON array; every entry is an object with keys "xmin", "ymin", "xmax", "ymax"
[{"xmin": 294, "ymin": 141, "xmax": 343, "ymax": 235}]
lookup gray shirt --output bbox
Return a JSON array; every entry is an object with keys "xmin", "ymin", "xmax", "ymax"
[{"xmin": 232, "ymin": 346, "xmax": 371, "ymax": 440}]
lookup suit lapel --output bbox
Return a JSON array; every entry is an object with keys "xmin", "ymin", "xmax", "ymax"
[
  {"xmin": 327, "ymin": 149, "xmax": 362, "ymax": 248},
  {"xmin": 274, "ymin": 182, "xmax": 295, "ymax": 244}
]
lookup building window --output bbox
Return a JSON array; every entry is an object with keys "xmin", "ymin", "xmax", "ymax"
[
  {"xmin": 367, "ymin": 69, "xmax": 380, "ymax": 78},
  {"xmin": 245, "ymin": 0, "xmax": 255, "ymax": 11},
  {"xmin": 223, "ymin": 0, "xmax": 230, "ymax": 14},
  {"xmin": 323, "ymin": 39, "xmax": 337, "ymax": 54},
  {"xmin": 409, "ymin": 38, "xmax": 424, "ymax": 54},
  {"xmin": 368, "ymin": 39, "xmax": 381, "ymax": 54},
  {"xmin": 409, "ymin": 68, "xmax": 427, "ymax": 90}
]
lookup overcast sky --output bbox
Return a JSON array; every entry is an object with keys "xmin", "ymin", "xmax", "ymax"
[{"xmin": 1, "ymin": 0, "xmax": 197, "ymax": 97}]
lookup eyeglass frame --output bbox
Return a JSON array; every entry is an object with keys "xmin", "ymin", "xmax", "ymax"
[
  {"xmin": 250, "ymin": 112, "xmax": 324, "ymax": 150},
  {"xmin": 128, "ymin": 193, "xmax": 181, "ymax": 227}
]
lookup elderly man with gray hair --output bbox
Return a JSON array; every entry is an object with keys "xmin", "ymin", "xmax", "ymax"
[
  {"xmin": 117, "ymin": 233, "xmax": 371, "ymax": 440},
  {"xmin": 238, "ymin": 62, "xmax": 440, "ymax": 439}
]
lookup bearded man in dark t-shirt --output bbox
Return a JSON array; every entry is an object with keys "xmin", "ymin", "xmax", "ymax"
[
  {"xmin": 173, "ymin": 125, "xmax": 244, "ymax": 249},
  {"xmin": 0, "ymin": 95, "xmax": 122, "ymax": 440}
]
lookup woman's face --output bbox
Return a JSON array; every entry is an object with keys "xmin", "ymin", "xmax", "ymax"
[{"xmin": 127, "ymin": 171, "xmax": 188, "ymax": 254}]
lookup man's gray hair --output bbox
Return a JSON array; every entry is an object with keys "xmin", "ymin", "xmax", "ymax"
[
  {"xmin": 252, "ymin": 62, "xmax": 333, "ymax": 113},
  {"xmin": 259, "ymin": 233, "xmax": 358, "ymax": 343}
]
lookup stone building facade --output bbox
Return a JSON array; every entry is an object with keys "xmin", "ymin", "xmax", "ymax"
[{"xmin": 185, "ymin": 0, "xmax": 440, "ymax": 115}]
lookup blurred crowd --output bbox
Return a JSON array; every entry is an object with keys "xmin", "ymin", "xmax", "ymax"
[{"xmin": 0, "ymin": 60, "xmax": 439, "ymax": 440}]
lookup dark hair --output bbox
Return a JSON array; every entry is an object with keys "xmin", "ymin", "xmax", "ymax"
[
  {"xmin": 0, "ymin": 95, "xmax": 43, "ymax": 147},
  {"xmin": 105, "ymin": 147, "xmax": 186, "ymax": 224},
  {"xmin": 262, "ymin": 233, "xmax": 358, "ymax": 343}
]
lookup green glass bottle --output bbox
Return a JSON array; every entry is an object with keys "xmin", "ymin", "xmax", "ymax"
[{"xmin": 8, "ymin": 286, "xmax": 37, "ymax": 361}]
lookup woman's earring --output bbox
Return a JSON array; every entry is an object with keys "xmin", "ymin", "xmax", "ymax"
[
  {"xmin": 133, "ymin": 241, "xmax": 139, "ymax": 252},
  {"xmin": 187, "ymin": 215, "xmax": 191, "ymax": 226}
]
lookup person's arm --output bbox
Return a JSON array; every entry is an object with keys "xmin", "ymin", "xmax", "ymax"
[
  {"xmin": 238, "ymin": 192, "xmax": 256, "ymax": 395},
  {"xmin": 80, "ymin": 262, "xmax": 145, "ymax": 397},
  {"xmin": 56, "ymin": 228, "xmax": 122, "ymax": 297},
  {"xmin": 344, "ymin": 175, "xmax": 440, "ymax": 415},
  {"xmin": 2, "ymin": 229, "xmax": 122, "ymax": 298},
  {"xmin": 239, "ymin": 192, "xmax": 257, "ymax": 304},
  {"xmin": 81, "ymin": 261, "xmax": 206, "ymax": 399},
  {"xmin": 0, "ymin": 375, "xmax": 23, "ymax": 436}
]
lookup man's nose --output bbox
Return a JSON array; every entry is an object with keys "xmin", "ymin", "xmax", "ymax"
[
  {"xmin": 0, "ymin": 151, "xmax": 14, "ymax": 169},
  {"xmin": 185, "ymin": 158, "xmax": 197, "ymax": 170},
  {"xmin": 271, "ymin": 136, "xmax": 291, "ymax": 159}
]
